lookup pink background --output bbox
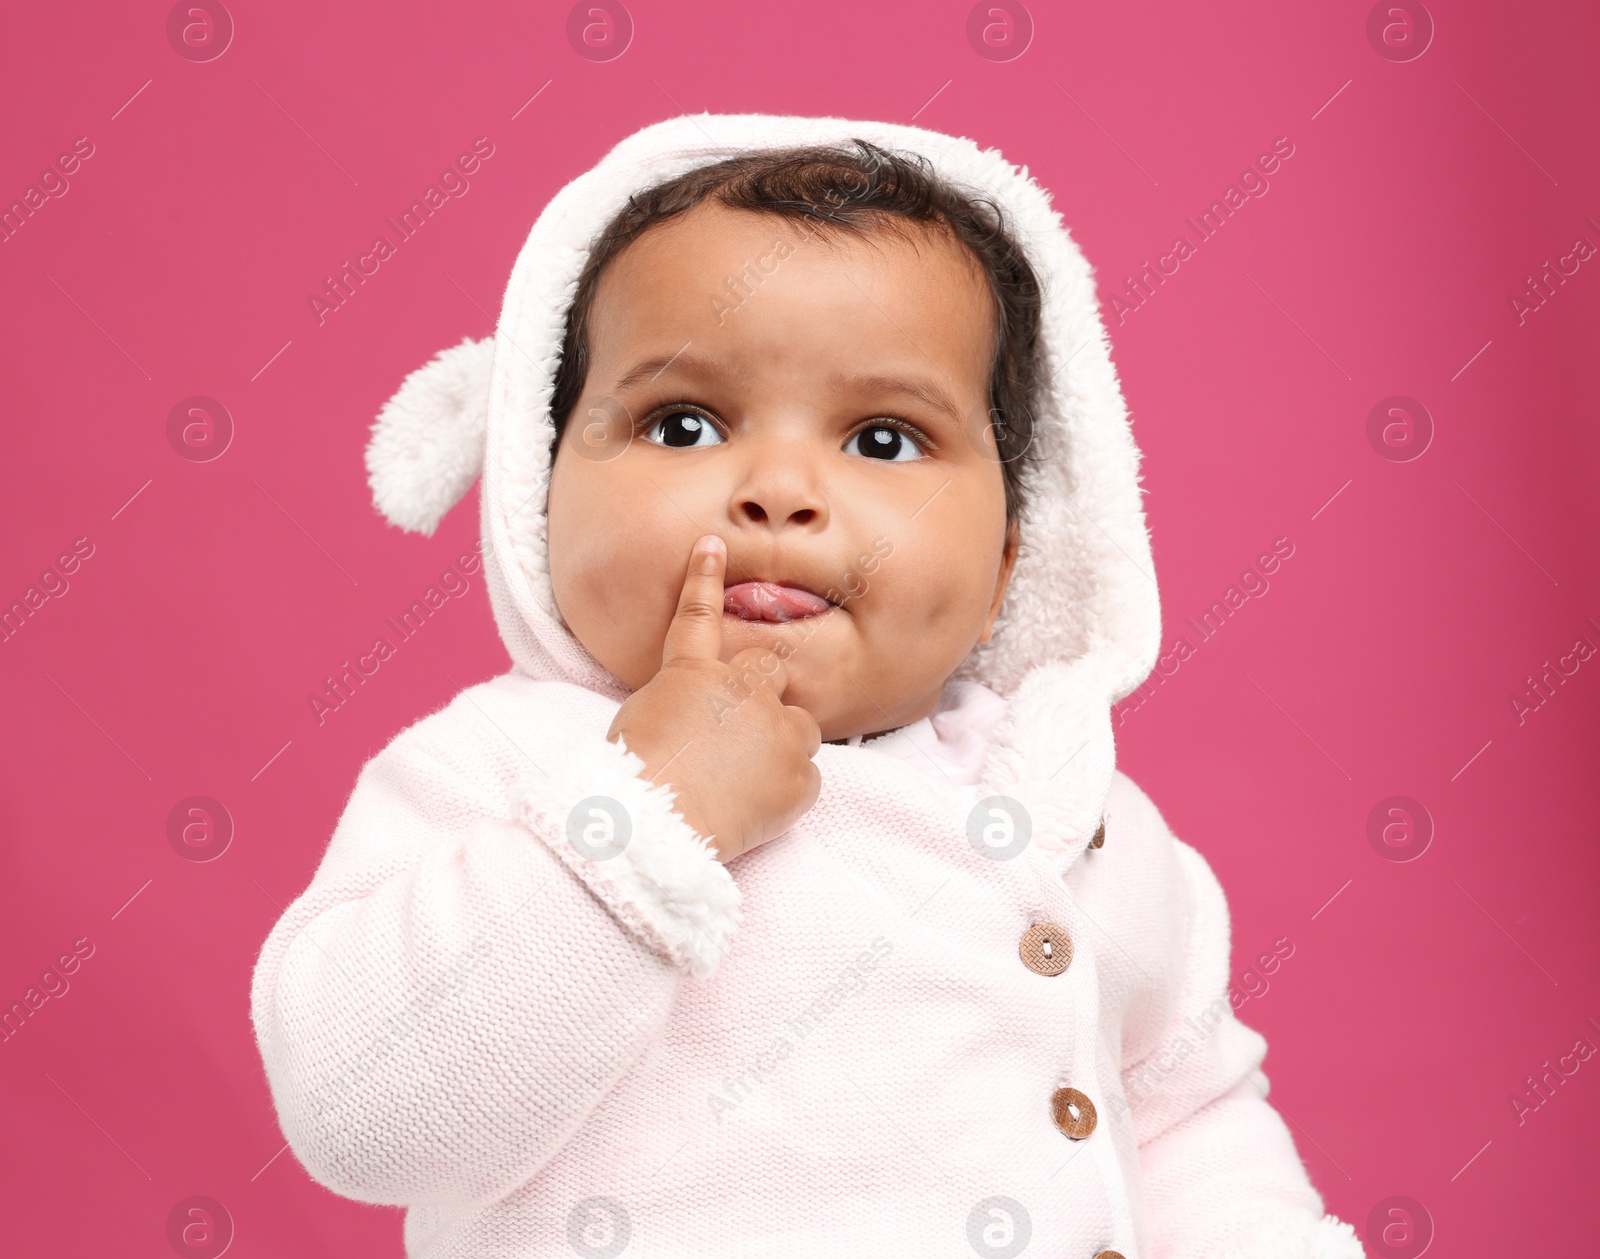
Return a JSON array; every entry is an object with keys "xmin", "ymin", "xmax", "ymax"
[{"xmin": 2, "ymin": 0, "xmax": 1596, "ymax": 1254}]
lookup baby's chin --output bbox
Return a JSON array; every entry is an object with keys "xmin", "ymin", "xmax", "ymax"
[
  {"xmin": 720, "ymin": 610, "xmax": 957, "ymax": 740},
  {"xmin": 711, "ymin": 614, "xmax": 838, "ymax": 726}
]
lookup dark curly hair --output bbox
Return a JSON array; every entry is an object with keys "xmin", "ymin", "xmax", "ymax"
[{"xmin": 547, "ymin": 138, "xmax": 1045, "ymax": 525}]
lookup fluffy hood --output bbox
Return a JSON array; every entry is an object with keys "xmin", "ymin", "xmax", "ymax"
[{"xmin": 366, "ymin": 113, "xmax": 1161, "ymax": 838}]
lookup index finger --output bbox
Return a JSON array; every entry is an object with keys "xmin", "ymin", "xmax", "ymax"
[{"xmin": 660, "ymin": 534, "xmax": 727, "ymax": 668}]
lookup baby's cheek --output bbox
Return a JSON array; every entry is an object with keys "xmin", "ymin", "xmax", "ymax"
[
  {"xmin": 584, "ymin": 548, "xmax": 644, "ymax": 629},
  {"xmin": 610, "ymin": 545, "xmax": 691, "ymax": 666},
  {"xmin": 880, "ymin": 562, "xmax": 978, "ymax": 636},
  {"xmin": 914, "ymin": 577, "xmax": 996, "ymax": 671}
]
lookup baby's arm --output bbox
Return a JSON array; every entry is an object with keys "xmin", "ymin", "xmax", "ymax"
[
  {"xmin": 249, "ymin": 690, "xmax": 738, "ymax": 1210},
  {"xmin": 1124, "ymin": 836, "xmax": 1366, "ymax": 1259}
]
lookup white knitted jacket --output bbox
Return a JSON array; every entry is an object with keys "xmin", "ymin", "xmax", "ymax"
[{"xmin": 250, "ymin": 113, "xmax": 1366, "ymax": 1259}]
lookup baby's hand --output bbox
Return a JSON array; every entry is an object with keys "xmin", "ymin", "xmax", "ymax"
[{"xmin": 606, "ymin": 535, "xmax": 822, "ymax": 862}]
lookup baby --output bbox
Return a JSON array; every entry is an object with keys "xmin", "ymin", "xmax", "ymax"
[{"xmin": 252, "ymin": 114, "xmax": 1366, "ymax": 1259}]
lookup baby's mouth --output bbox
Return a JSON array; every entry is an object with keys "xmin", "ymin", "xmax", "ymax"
[{"xmin": 723, "ymin": 581, "xmax": 834, "ymax": 623}]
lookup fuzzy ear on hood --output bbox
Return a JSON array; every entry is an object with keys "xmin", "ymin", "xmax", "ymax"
[
  {"xmin": 363, "ymin": 113, "xmax": 1163, "ymax": 818},
  {"xmin": 366, "ymin": 334, "xmax": 496, "ymax": 536}
]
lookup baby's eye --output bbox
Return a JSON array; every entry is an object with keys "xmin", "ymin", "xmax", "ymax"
[
  {"xmin": 844, "ymin": 423, "xmax": 928, "ymax": 462},
  {"xmin": 644, "ymin": 408, "xmax": 724, "ymax": 448}
]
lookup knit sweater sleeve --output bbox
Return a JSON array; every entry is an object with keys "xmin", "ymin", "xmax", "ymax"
[
  {"xmin": 1124, "ymin": 839, "xmax": 1366, "ymax": 1259},
  {"xmin": 248, "ymin": 695, "xmax": 740, "ymax": 1210}
]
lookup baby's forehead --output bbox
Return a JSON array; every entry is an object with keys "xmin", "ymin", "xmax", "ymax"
[{"xmin": 587, "ymin": 202, "xmax": 998, "ymax": 377}]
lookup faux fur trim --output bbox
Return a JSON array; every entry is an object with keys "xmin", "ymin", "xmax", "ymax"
[
  {"xmin": 1204, "ymin": 1212, "xmax": 1367, "ymax": 1259},
  {"xmin": 367, "ymin": 334, "xmax": 495, "ymax": 536},
  {"xmin": 508, "ymin": 731, "xmax": 742, "ymax": 978},
  {"xmin": 979, "ymin": 657, "xmax": 1116, "ymax": 858}
]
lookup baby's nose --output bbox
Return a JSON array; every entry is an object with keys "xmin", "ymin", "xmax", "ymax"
[
  {"xmin": 737, "ymin": 497, "xmax": 820, "ymax": 527},
  {"xmin": 731, "ymin": 452, "xmax": 829, "ymax": 529}
]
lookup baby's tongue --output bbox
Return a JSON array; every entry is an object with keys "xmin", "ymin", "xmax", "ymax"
[{"xmin": 724, "ymin": 581, "xmax": 831, "ymax": 622}]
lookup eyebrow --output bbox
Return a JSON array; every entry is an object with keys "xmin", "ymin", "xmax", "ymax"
[
  {"xmin": 612, "ymin": 350, "xmax": 966, "ymax": 427},
  {"xmin": 827, "ymin": 370, "xmax": 965, "ymax": 427},
  {"xmin": 611, "ymin": 348, "xmax": 723, "ymax": 394}
]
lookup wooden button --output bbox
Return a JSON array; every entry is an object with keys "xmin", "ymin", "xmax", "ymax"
[
  {"xmin": 1019, "ymin": 922, "xmax": 1072, "ymax": 976},
  {"xmin": 1088, "ymin": 820, "xmax": 1105, "ymax": 849},
  {"xmin": 1051, "ymin": 1086, "xmax": 1097, "ymax": 1139},
  {"xmin": 1092, "ymin": 1251, "xmax": 1127, "ymax": 1259}
]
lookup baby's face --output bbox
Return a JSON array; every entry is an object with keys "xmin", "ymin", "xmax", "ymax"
[{"xmin": 546, "ymin": 200, "xmax": 1017, "ymax": 742}]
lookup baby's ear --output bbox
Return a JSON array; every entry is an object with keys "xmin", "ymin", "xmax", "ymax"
[{"xmin": 365, "ymin": 334, "xmax": 496, "ymax": 536}]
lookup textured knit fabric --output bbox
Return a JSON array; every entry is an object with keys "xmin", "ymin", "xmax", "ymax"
[{"xmin": 250, "ymin": 113, "xmax": 1366, "ymax": 1259}]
